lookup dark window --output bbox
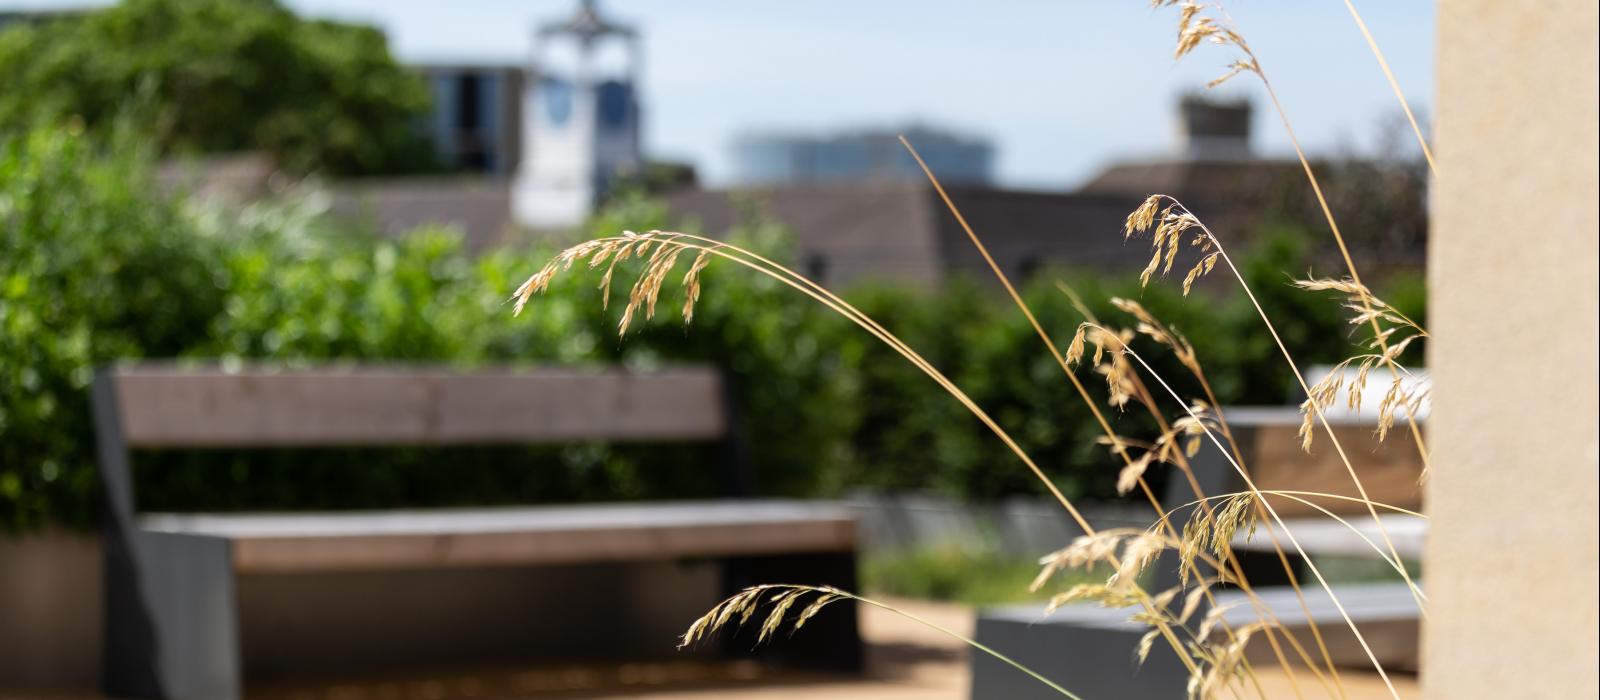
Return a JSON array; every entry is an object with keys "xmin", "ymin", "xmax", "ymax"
[
  {"xmin": 455, "ymin": 74, "xmax": 488, "ymax": 171},
  {"xmin": 597, "ymin": 80, "xmax": 633, "ymax": 131},
  {"xmin": 455, "ymin": 74, "xmax": 482, "ymax": 130}
]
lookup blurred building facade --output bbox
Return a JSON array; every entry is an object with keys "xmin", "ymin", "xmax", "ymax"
[
  {"xmin": 666, "ymin": 94, "xmax": 1427, "ymax": 289},
  {"xmin": 403, "ymin": 1, "xmax": 646, "ymax": 232},
  {"xmin": 145, "ymin": 0, "xmax": 1419, "ymax": 285},
  {"xmin": 732, "ymin": 126, "xmax": 994, "ymax": 186},
  {"xmin": 510, "ymin": 0, "xmax": 643, "ymax": 230},
  {"xmin": 665, "ymin": 184, "xmax": 1136, "ymax": 289},
  {"xmin": 415, "ymin": 64, "xmax": 524, "ymax": 176}
]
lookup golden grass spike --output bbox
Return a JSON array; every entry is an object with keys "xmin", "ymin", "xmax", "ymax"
[
  {"xmin": 1046, "ymin": 583, "xmax": 1106, "ymax": 613},
  {"xmin": 1125, "ymin": 194, "xmax": 1163, "ymax": 237},
  {"xmin": 1113, "ymin": 533, "xmax": 1166, "ymax": 588},
  {"xmin": 680, "ymin": 248, "xmax": 715, "ymax": 323},
  {"xmin": 1150, "ymin": 586, "xmax": 1181, "ymax": 610},
  {"xmin": 792, "ymin": 592, "xmax": 843, "ymax": 632},
  {"xmin": 681, "ymin": 584, "xmax": 774, "ymax": 649},
  {"xmin": 758, "ymin": 589, "xmax": 807, "ymax": 643},
  {"xmin": 1136, "ymin": 628, "xmax": 1161, "ymax": 665},
  {"xmin": 1139, "ymin": 251, "xmax": 1162, "ymax": 287},
  {"xmin": 1117, "ymin": 452, "xmax": 1155, "ymax": 495},
  {"xmin": 1161, "ymin": 226, "xmax": 1183, "ymax": 274},
  {"xmin": 1181, "ymin": 261, "xmax": 1204, "ymax": 295},
  {"xmin": 1065, "ymin": 326, "xmax": 1088, "ymax": 368},
  {"xmin": 1179, "ymin": 586, "xmax": 1208, "ymax": 625}
]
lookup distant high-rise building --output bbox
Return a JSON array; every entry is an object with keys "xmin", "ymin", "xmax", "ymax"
[
  {"xmin": 512, "ymin": 0, "xmax": 643, "ymax": 230},
  {"xmin": 732, "ymin": 126, "xmax": 994, "ymax": 186}
]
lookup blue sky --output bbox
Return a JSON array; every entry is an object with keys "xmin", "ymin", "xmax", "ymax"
[{"xmin": 11, "ymin": 1, "xmax": 1436, "ymax": 188}]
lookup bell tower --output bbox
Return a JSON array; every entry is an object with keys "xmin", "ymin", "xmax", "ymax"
[{"xmin": 512, "ymin": 0, "xmax": 642, "ymax": 230}]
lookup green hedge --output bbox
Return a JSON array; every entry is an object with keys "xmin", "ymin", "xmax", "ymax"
[
  {"xmin": 1, "ymin": 126, "xmax": 228, "ymax": 527},
  {"xmin": 834, "ymin": 236, "xmax": 1424, "ymax": 501},
  {"xmin": 0, "ymin": 125, "xmax": 1425, "ymax": 532}
]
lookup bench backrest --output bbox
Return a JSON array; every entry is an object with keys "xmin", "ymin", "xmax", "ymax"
[
  {"xmin": 91, "ymin": 364, "xmax": 739, "ymax": 518},
  {"xmin": 101, "ymin": 366, "xmax": 728, "ymax": 447},
  {"xmin": 1149, "ymin": 406, "xmax": 1426, "ymax": 592},
  {"xmin": 1217, "ymin": 365, "xmax": 1430, "ymax": 516},
  {"xmin": 1192, "ymin": 407, "xmax": 1427, "ymax": 518}
]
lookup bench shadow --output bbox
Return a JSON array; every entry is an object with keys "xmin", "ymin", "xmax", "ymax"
[{"xmin": 242, "ymin": 634, "xmax": 971, "ymax": 699}]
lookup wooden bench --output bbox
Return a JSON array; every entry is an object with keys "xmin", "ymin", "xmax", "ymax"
[
  {"xmin": 1173, "ymin": 406, "xmax": 1426, "ymax": 587},
  {"xmin": 971, "ymin": 405, "xmax": 1427, "ymax": 698},
  {"xmin": 92, "ymin": 364, "xmax": 861, "ymax": 700},
  {"xmin": 1169, "ymin": 407, "xmax": 1427, "ymax": 672}
]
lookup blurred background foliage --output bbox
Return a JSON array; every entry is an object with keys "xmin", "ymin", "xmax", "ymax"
[
  {"xmin": 0, "ymin": 0, "xmax": 439, "ymax": 175},
  {"xmin": 1, "ymin": 123, "xmax": 1425, "ymax": 532}
]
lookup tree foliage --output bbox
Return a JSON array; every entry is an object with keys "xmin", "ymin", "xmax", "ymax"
[{"xmin": 0, "ymin": 0, "xmax": 438, "ymax": 175}]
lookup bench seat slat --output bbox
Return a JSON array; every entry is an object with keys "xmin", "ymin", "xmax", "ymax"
[
  {"xmin": 140, "ymin": 501, "xmax": 856, "ymax": 573},
  {"xmin": 1229, "ymin": 514, "xmax": 1426, "ymax": 560}
]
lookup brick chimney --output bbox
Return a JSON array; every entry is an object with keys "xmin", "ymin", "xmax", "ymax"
[{"xmin": 1178, "ymin": 94, "xmax": 1252, "ymax": 160}]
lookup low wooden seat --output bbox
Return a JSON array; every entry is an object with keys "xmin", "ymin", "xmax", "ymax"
[
  {"xmin": 972, "ymin": 403, "xmax": 1428, "ymax": 699},
  {"xmin": 972, "ymin": 581, "xmax": 1423, "ymax": 698},
  {"xmin": 1206, "ymin": 407, "xmax": 1426, "ymax": 518},
  {"xmin": 93, "ymin": 364, "xmax": 861, "ymax": 700},
  {"xmin": 1177, "ymin": 407, "xmax": 1428, "ymax": 586},
  {"xmin": 139, "ymin": 500, "xmax": 857, "ymax": 573},
  {"xmin": 1230, "ymin": 513, "xmax": 1426, "ymax": 561}
]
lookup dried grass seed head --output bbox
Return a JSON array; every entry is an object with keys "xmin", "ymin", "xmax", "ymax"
[
  {"xmin": 679, "ymin": 585, "xmax": 848, "ymax": 650},
  {"xmin": 512, "ymin": 229, "xmax": 724, "ymax": 335},
  {"xmin": 1122, "ymin": 199, "xmax": 1218, "ymax": 293}
]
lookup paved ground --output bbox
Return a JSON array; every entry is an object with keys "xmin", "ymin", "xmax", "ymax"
[
  {"xmin": 598, "ymin": 598, "xmax": 1419, "ymax": 700},
  {"xmin": 245, "ymin": 598, "xmax": 1415, "ymax": 700},
  {"xmin": 3, "ymin": 598, "xmax": 1417, "ymax": 700}
]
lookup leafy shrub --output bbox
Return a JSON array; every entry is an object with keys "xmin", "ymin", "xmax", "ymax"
[
  {"xmin": 0, "ymin": 126, "xmax": 225, "ymax": 529},
  {"xmin": 831, "ymin": 228, "xmax": 1422, "ymax": 502}
]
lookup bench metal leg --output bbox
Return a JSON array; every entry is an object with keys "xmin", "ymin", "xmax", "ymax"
[
  {"xmin": 719, "ymin": 551, "xmax": 863, "ymax": 672},
  {"xmin": 106, "ymin": 531, "xmax": 239, "ymax": 700},
  {"xmin": 103, "ymin": 527, "xmax": 163, "ymax": 698}
]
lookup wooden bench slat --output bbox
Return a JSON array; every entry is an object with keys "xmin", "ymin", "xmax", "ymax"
[
  {"xmin": 1192, "ymin": 406, "xmax": 1427, "ymax": 517},
  {"xmin": 140, "ymin": 501, "xmax": 857, "ymax": 573},
  {"xmin": 1230, "ymin": 514, "xmax": 1426, "ymax": 560},
  {"xmin": 110, "ymin": 366, "xmax": 728, "ymax": 448}
]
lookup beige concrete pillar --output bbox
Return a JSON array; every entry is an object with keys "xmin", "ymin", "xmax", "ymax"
[{"xmin": 1425, "ymin": 1, "xmax": 1599, "ymax": 697}]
